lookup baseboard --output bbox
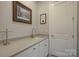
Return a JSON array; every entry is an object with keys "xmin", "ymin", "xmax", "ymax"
[
  {"xmin": 46, "ymin": 54, "xmax": 49, "ymax": 57},
  {"xmin": 51, "ymin": 54, "xmax": 58, "ymax": 57},
  {"xmin": 46, "ymin": 54, "xmax": 58, "ymax": 57}
]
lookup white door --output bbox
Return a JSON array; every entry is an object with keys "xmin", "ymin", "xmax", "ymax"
[{"xmin": 50, "ymin": 2, "xmax": 75, "ymax": 57}]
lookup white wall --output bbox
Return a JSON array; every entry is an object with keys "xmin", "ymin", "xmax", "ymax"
[
  {"xmin": 37, "ymin": 2, "xmax": 49, "ymax": 35},
  {"xmin": 77, "ymin": 1, "xmax": 79, "ymax": 56},
  {"xmin": 0, "ymin": 1, "xmax": 38, "ymax": 40},
  {"xmin": 0, "ymin": 1, "xmax": 49, "ymax": 40},
  {"xmin": 0, "ymin": 2, "xmax": 3, "ymax": 40}
]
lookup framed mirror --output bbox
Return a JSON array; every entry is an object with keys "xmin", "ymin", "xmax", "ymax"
[{"xmin": 13, "ymin": 1, "xmax": 32, "ymax": 24}]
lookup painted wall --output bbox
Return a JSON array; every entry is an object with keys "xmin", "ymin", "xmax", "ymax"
[
  {"xmin": 0, "ymin": 1, "xmax": 38, "ymax": 40},
  {"xmin": 0, "ymin": 1, "xmax": 49, "ymax": 40},
  {"xmin": 37, "ymin": 2, "xmax": 49, "ymax": 35},
  {"xmin": 0, "ymin": 2, "xmax": 3, "ymax": 40},
  {"xmin": 77, "ymin": 1, "xmax": 79, "ymax": 56}
]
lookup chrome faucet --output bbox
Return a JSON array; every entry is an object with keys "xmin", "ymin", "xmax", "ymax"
[
  {"xmin": 31, "ymin": 27, "xmax": 36, "ymax": 38},
  {"xmin": 3, "ymin": 28, "xmax": 9, "ymax": 45},
  {"xmin": 31, "ymin": 28, "xmax": 34, "ymax": 38}
]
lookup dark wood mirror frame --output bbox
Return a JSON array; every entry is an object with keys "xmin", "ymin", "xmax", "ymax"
[{"xmin": 13, "ymin": 1, "xmax": 32, "ymax": 24}]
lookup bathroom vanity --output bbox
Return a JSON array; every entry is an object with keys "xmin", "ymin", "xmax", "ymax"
[{"xmin": 0, "ymin": 37, "xmax": 48, "ymax": 57}]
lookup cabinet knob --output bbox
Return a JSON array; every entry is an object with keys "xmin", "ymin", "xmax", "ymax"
[
  {"xmin": 33, "ymin": 48, "xmax": 36, "ymax": 50},
  {"xmin": 51, "ymin": 35, "xmax": 54, "ymax": 37},
  {"xmin": 45, "ymin": 44, "xmax": 47, "ymax": 46}
]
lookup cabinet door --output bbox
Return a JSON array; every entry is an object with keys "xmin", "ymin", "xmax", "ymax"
[
  {"xmin": 14, "ymin": 47, "xmax": 33, "ymax": 57},
  {"xmin": 28, "ymin": 44, "xmax": 40, "ymax": 57},
  {"xmin": 44, "ymin": 39, "xmax": 48, "ymax": 57},
  {"xmin": 40, "ymin": 39, "xmax": 48, "ymax": 57}
]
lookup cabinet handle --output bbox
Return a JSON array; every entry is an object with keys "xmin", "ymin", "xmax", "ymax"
[
  {"xmin": 33, "ymin": 48, "xmax": 36, "ymax": 50},
  {"xmin": 45, "ymin": 44, "xmax": 47, "ymax": 46}
]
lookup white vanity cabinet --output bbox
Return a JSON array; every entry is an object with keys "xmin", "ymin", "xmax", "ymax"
[
  {"xmin": 14, "ymin": 39, "xmax": 48, "ymax": 57},
  {"xmin": 39, "ymin": 39, "xmax": 48, "ymax": 57}
]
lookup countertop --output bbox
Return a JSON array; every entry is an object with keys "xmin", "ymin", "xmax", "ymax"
[{"xmin": 0, "ymin": 36, "xmax": 48, "ymax": 57}]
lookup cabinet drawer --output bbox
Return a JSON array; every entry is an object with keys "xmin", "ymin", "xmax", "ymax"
[
  {"xmin": 39, "ymin": 39, "xmax": 48, "ymax": 57},
  {"xmin": 15, "ymin": 43, "xmax": 39, "ymax": 57},
  {"xmin": 14, "ymin": 47, "xmax": 33, "ymax": 57}
]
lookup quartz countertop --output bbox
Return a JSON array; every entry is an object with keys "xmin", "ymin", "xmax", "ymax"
[{"xmin": 0, "ymin": 36, "xmax": 48, "ymax": 57}]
